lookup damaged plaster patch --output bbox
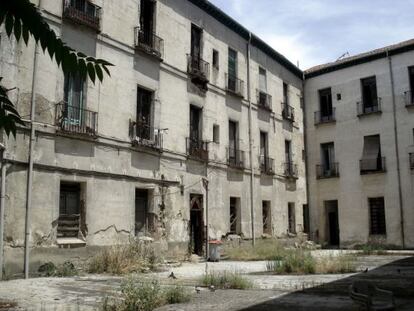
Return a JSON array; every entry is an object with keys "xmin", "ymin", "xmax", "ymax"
[{"xmin": 93, "ymin": 225, "xmax": 131, "ymax": 236}]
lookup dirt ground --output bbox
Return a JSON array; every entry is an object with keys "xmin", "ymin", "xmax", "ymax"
[{"xmin": 0, "ymin": 252, "xmax": 413, "ymax": 311}]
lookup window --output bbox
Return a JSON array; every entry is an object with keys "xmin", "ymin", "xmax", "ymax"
[
  {"xmin": 262, "ymin": 201, "xmax": 271, "ymax": 235},
  {"xmin": 189, "ymin": 105, "xmax": 202, "ymax": 141},
  {"xmin": 191, "ymin": 24, "xmax": 202, "ymax": 59},
  {"xmin": 136, "ymin": 87, "xmax": 153, "ymax": 140},
  {"xmin": 361, "ymin": 135, "xmax": 384, "ymax": 173},
  {"xmin": 285, "ymin": 140, "xmax": 292, "ymax": 164},
  {"xmin": 213, "ymin": 124, "xmax": 220, "ymax": 143},
  {"xmin": 409, "ymin": 67, "xmax": 414, "ymax": 104},
  {"xmin": 260, "ymin": 131, "xmax": 268, "ymax": 158},
  {"xmin": 283, "ymin": 82, "xmax": 289, "ymax": 105},
  {"xmin": 369, "ymin": 197, "xmax": 386, "ymax": 235},
  {"xmin": 321, "ymin": 142, "xmax": 335, "ymax": 171},
  {"xmin": 228, "ymin": 120, "xmax": 238, "ymax": 163},
  {"xmin": 63, "ymin": 73, "xmax": 86, "ymax": 125},
  {"xmin": 212, "ymin": 49, "xmax": 219, "ymax": 70},
  {"xmin": 230, "ymin": 197, "xmax": 241, "ymax": 234},
  {"xmin": 288, "ymin": 203, "xmax": 296, "ymax": 234},
  {"xmin": 139, "ymin": 0, "xmax": 155, "ymax": 41},
  {"xmin": 259, "ymin": 67, "xmax": 267, "ymax": 91},
  {"xmin": 361, "ymin": 76, "xmax": 379, "ymax": 111},
  {"xmin": 319, "ymin": 88, "xmax": 333, "ymax": 119}
]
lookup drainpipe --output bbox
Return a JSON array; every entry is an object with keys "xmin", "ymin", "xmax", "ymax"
[
  {"xmin": 386, "ymin": 51, "xmax": 405, "ymax": 248},
  {"xmin": 0, "ymin": 143, "xmax": 6, "ymax": 280},
  {"xmin": 246, "ymin": 32, "xmax": 255, "ymax": 246},
  {"xmin": 24, "ymin": 0, "xmax": 42, "ymax": 279},
  {"xmin": 203, "ymin": 178, "xmax": 209, "ymax": 260}
]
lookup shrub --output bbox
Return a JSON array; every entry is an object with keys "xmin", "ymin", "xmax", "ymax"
[
  {"xmin": 316, "ymin": 255, "xmax": 356, "ymax": 274},
  {"xmin": 101, "ymin": 277, "xmax": 192, "ymax": 311},
  {"xmin": 267, "ymin": 250, "xmax": 315, "ymax": 274},
  {"xmin": 88, "ymin": 240, "xmax": 158, "ymax": 275},
  {"xmin": 38, "ymin": 261, "xmax": 78, "ymax": 277},
  {"xmin": 201, "ymin": 271, "xmax": 253, "ymax": 289},
  {"xmin": 355, "ymin": 243, "xmax": 389, "ymax": 255}
]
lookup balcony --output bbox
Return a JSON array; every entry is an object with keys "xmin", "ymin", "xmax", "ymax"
[
  {"xmin": 404, "ymin": 91, "xmax": 414, "ymax": 107},
  {"xmin": 187, "ymin": 54, "xmax": 210, "ymax": 85},
  {"xmin": 55, "ymin": 102, "xmax": 97, "ymax": 136},
  {"xmin": 283, "ymin": 162, "xmax": 298, "ymax": 179},
  {"xmin": 186, "ymin": 138, "xmax": 209, "ymax": 162},
  {"xmin": 314, "ymin": 108, "xmax": 336, "ymax": 125},
  {"xmin": 63, "ymin": 0, "xmax": 101, "ymax": 32},
  {"xmin": 357, "ymin": 98, "xmax": 382, "ymax": 116},
  {"xmin": 259, "ymin": 155, "xmax": 274, "ymax": 175},
  {"xmin": 410, "ymin": 153, "xmax": 414, "ymax": 169},
  {"xmin": 129, "ymin": 120, "xmax": 163, "ymax": 151},
  {"xmin": 257, "ymin": 90, "xmax": 272, "ymax": 111},
  {"xmin": 227, "ymin": 147, "xmax": 245, "ymax": 169},
  {"xmin": 316, "ymin": 163, "xmax": 339, "ymax": 179},
  {"xmin": 360, "ymin": 157, "xmax": 386, "ymax": 174},
  {"xmin": 134, "ymin": 27, "xmax": 164, "ymax": 60},
  {"xmin": 281, "ymin": 103, "xmax": 295, "ymax": 121},
  {"xmin": 226, "ymin": 74, "xmax": 244, "ymax": 97}
]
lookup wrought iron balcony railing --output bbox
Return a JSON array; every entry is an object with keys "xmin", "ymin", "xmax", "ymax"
[
  {"xmin": 404, "ymin": 91, "xmax": 414, "ymax": 107},
  {"xmin": 134, "ymin": 27, "xmax": 164, "ymax": 59},
  {"xmin": 314, "ymin": 108, "xmax": 336, "ymax": 125},
  {"xmin": 410, "ymin": 153, "xmax": 414, "ymax": 169},
  {"xmin": 226, "ymin": 74, "xmax": 244, "ymax": 97},
  {"xmin": 187, "ymin": 54, "xmax": 210, "ymax": 83},
  {"xmin": 283, "ymin": 161, "xmax": 298, "ymax": 178},
  {"xmin": 227, "ymin": 147, "xmax": 245, "ymax": 169},
  {"xmin": 129, "ymin": 120, "xmax": 163, "ymax": 151},
  {"xmin": 316, "ymin": 163, "xmax": 339, "ymax": 179},
  {"xmin": 186, "ymin": 138, "xmax": 209, "ymax": 161},
  {"xmin": 282, "ymin": 103, "xmax": 295, "ymax": 121},
  {"xmin": 257, "ymin": 90, "xmax": 272, "ymax": 111},
  {"xmin": 259, "ymin": 155, "xmax": 274, "ymax": 175},
  {"xmin": 357, "ymin": 98, "xmax": 382, "ymax": 116},
  {"xmin": 360, "ymin": 157, "xmax": 386, "ymax": 174},
  {"xmin": 55, "ymin": 102, "xmax": 97, "ymax": 136},
  {"xmin": 63, "ymin": 0, "xmax": 101, "ymax": 31}
]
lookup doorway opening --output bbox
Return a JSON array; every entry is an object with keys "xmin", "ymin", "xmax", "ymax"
[
  {"xmin": 325, "ymin": 200, "xmax": 339, "ymax": 246},
  {"xmin": 229, "ymin": 197, "xmax": 241, "ymax": 234},
  {"xmin": 262, "ymin": 201, "xmax": 272, "ymax": 235},
  {"xmin": 190, "ymin": 194, "xmax": 204, "ymax": 256}
]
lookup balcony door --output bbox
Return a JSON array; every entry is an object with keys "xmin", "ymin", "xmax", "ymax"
[
  {"xmin": 260, "ymin": 131, "xmax": 268, "ymax": 158},
  {"xmin": 409, "ymin": 67, "xmax": 414, "ymax": 103},
  {"xmin": 136, "ymin": 87, "xmax": 153, "ymax": 140},
  {"xmin": 319, "ymin": 88, "xmax": 333, "ymax": 119},
  {"xmin": 321, "ymin": 142, "xmax": 335, "ymax": 172},
  {"xmin": 63, "ymin": 73, "xmax": 85, "ymax": 126},
  {"xmin": 191, "ymin": 24, "xmax": 202, "ymax": 60},
  {"xmin": 361, "ymin": 76, "xmax": 378, "ymax": 111},
  {"xmin": 190, "ymin": 105, "xmax": 201, "ymax": 142},
  {"xmin": 139, "ymin": 0, "xmax": 155, "ymax": 45},
  {"xmin": 285, "ymin": 140, "xmax": 292, "ymax": 164},
  {"xmin": 228, "ymin": 48, "xmax": 237, "ymax": 90},
  {"xmin": 228, "ymin": 120, "xmax": 237, "ymax": 161}
]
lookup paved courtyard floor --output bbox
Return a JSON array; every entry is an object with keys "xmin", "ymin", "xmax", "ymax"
[{"xmin": 0, "ymin": 253, "xmax": 413, "ymax": 310}]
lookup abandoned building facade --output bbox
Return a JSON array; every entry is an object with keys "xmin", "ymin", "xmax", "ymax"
[
  {"xmin": 304, "ymin": 43, "xmax": 414, "ymax": 249},
  {"xmin": 0, "ymin": 0, "xmax": 307, "ymax": 273},
  {"xmin": 1, "ymin": 0, "xmax": 413, "ymax": 275}
]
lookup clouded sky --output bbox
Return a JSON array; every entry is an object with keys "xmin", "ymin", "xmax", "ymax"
[{"xmin": 208, "ymin": 0, "xmax": 414, "ymax": 70}]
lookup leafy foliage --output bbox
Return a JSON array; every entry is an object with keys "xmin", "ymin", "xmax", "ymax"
[{"xmin": 0, "ymin": 0, "xmax": 113, "ymax": 137}]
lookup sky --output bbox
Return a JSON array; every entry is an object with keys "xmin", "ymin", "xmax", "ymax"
[{"xmin": 208, "ymin": 0, "xmax": 414, "ymax": 70}]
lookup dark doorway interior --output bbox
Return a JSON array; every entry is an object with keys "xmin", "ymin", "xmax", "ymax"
[
  {"xmin": 59, "ymin": 182, "xmax": 82, "ymax": 239},
  {"xmin": 135, "ymin": 189, "xmax": 149, "ymax": 236},
  {"xmin": 190, "ymin": 194, "xmax": 204, "ymax": 256},
  {"xmin": 262, "ymin": 201, "xmax": 271, "ymax": 235},
  {"xmin": 325, "ymin": 200, "xmax": 339, "ymax": 246}
]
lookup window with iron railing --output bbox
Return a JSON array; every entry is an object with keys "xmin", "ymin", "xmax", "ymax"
[
  {"xmin": 55, "ymin": 102, "xmax": 98, "ymax": 136},
  {"xmin": 257, "ymin": 90, "xmax": 272, "ymax": 110},
  {"xmin": 134, "ymin": 27, "xmax": 164, "ymax": 59},
  {"xmin": 357, "ymin": 98, "xmax": 382, "ymax": 116},
  {"xmin": 283, "ymin": 162, "xmax": 298, "ymax": 178},
  {"xmin": 316, "ymin": 163, "xmax": 339, "ymax": 179},
  {"xmin": 259, "ymin": 155, "xmax": 274, "ymax": 175},
  {"xmin": 129, "ymin": 120, "xmax": 163, "ymax": 150},
  {"xmin": 186, "ymin": 137, "xmax": 209, "ymax": 161},
  {"xmin": 226, "ymin": 73, "xmax": 244, "ymax": 97},
  {"xmin": 315, "ymin": 108, "xmax": 336, "ymax": 125},
  {"xmin": 409, "ymin": 153, "xmax": 414, "ymax": 169},
  {"xmin": 227, "ymin": 147, "xmax": 244, "ymax": 169},
  {"xmin": 187, "ymin": 54, "xmax": 210, "ymax": 83},
  {"xmin": 404, "ymin": 91, "xmax": 414, "ymax": 107},
  {"xmin": 282, "ymin": 103, "xmax": 295, "ymax": 121},
  {"xmin": 63, "ymin": 0, "xmax": 101, "ymax": 31},
  {"xmin": 360, "ymin": 157, "xmax": 386, "ymax": 174}
]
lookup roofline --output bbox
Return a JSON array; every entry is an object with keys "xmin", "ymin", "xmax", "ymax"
[
  {"xmin": 187, "ymin": 0, "xmax": 303, "ymax": 79},
  {"xmin": 305, "ymin": 40, "xmax": 414, "ymax": 79}
]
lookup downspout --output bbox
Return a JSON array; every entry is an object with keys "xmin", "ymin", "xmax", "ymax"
[
  {"xmin": 247, "ymin": 32, "xmax": 255, "ymax": 246},
  {"xmin": 302, "ymin": 74, "xmax": 311, "ymax": 240},
  {"xmin": 0, "ymin": 143, "xmax": 6, "ymax": 280},
  {"xmin": 24, "ymin": 0, "xmax": 42, "ymax": 279},
  {"xmin": 386, "ymin": 51, "xmax": 405, "ymax": 248}
]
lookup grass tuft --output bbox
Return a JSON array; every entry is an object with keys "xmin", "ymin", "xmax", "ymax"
[
  {"xmin": 224, "ymin": 239, "xmax": 286, "ymax": 261},
  {"xmin": 88, "ymin": 241, "xmax": 158, "ymax": 275},
  {"xmin": 201, "ymin": 271, "xmax": 253, "ymax": 289}
]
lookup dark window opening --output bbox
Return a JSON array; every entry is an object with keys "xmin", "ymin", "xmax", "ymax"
[
  {"xmin": 227, "ymin": 48, "xmax": 238, "ymax": 91},
  {"xmin": 228, "ymin": 120, "xmax": 238, "ymax": 161},
  {"xmin": 212, "ymin": 49, "xmax": 219, "ymax": 70},
  {"xmin": 191, "ymin": 24, "xmax": 202, "ymax": 60},
  {"xmin": 260, "ymin": 131, "xmax": 268, "ymax": 158},
  {"xmin": 288, "ymin": 202, "xmax": 296, "ymax": 234},
  {"xmin": 325, "ymin": 200, "xmax": 339, "ymax": 246},
  {"xmin": 285, "ymin": 140, "xmax": 292, "ymax": 164},
  {"xmin": 369, "ymin": 197, "xmax": 386, "ymax": 235},
  {"xmin": 361, "ymin": 134, "xmax": 385, "ymax": 173},
  {"xmin": 259, "ymin": 67, "xmax": 267, "ymax": 91},
  {"xmin": 319, "ymin": 88, "xmax": 333, "ymax": 117},
  {"xmin": 136, "ymin": 87, "xmax": 153, "ymax": 140},
  {"xmin": 190, "ymin": 105, "xmax": 201, "ymax": 142},
  {"xmin": 213, "ymin": 124, "xmax": 219, "ymax": 143},
  {"xmin": 190, "ymin": 194, "xmax": 204, "ymax": 256},
  {"xmin": 361, "ymin": 76, "xmax": 379, "ymax": 112},
  {"xmin": 230, "ymin": 197, "xmax": 241, "ymax": 234},
  {"xmin": 139, "ymin": 0, "xmax": 155, "ymax": 43},
  {"xmin": 283, "ymin": 82, "xmax": 289, "ymax": 105},
  {"xmin": 409, "ymin": 67, "xmax": 414, "ymax": 104},
  {"xmin": 337, "ymin": 93, "xmax": 342, "ymax": 101},
  {"xmin": 135, "ymin": 189, "xmax": 150, "ymax": 236},
  {"xmin": 321, "ymin": 142, "xmax": 335, "ymax": 171},
  {"xmin": 262, "ymin": 201, "xmax": 271, "ymax": 235}
]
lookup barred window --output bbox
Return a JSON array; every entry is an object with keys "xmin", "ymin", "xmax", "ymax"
[{"xmin": 369, "ymin": 197, "xmax": 386, "ymax": 235}]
